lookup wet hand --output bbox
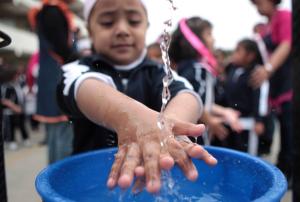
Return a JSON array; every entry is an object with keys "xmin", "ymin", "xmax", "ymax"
[{"xmin": 106, "ymin": 114, "xmax": 217, "ymax": 193}]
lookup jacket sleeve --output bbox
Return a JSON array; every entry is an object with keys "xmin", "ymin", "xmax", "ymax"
[{"xmin": 57, "ymin": 60, "xmax": 117, "ymax": 118}]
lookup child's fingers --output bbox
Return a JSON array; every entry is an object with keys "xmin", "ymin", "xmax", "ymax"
[
  {"xmin": 180, "ymin": 141, "xmax": 218, "ymax": 166},
  {"xmin": 159, "ymin": 144, "xmax": 174, "ymax": 170},
  {"xmin": 107, "ymin": 146, "xmax": 127, "ymax": 188},
  {"xmin": 167, "ymin": 138, "xmax": 198, "ymax": 181},
  {"xmin": 172, "ymin": 121, "xmax": 205, "ymax": 137},
  {"xmin": 118, "ymin": 143, "xmax": 141, "ymax": 189},
  {"xmin": 142, "ymin": 141, "xmax": 161, "ymax": 193},
  {"xmin": 159, "ymin": 154, "xmax": 174, "ymax": 171},
  {"xmin": 134, "ymin": 166, "xmax": 145, "ymax": 177}
]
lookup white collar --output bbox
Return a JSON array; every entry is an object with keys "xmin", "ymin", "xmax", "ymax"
[{"xmin": 113, "ymin": 49, "xmax": 147, "ymax": 71}]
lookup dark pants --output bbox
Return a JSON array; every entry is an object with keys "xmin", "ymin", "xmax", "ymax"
[
  {"xmin": 3, "ymin": 114, "xmax": 28, "ymax": 142},
  {"xmin": 7, "ymin": 114, "xmax": 28, "ymax": 142},
  {"xmin": 275, "ymin": 101, "xmax": 293, "ymax": 180},
  {"xmin": 258, "ymin": 114, "xmax": 275, "ymax": 155}
]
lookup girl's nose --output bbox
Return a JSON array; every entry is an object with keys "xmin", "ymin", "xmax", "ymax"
[{"xmin": 115, "ymin": 20, "xmax": 130, "ymax": 37}]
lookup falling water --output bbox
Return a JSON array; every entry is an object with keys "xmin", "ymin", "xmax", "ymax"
[{"xmin": 157, "ymin": 0, "xmax": 177, "ymax": 135}]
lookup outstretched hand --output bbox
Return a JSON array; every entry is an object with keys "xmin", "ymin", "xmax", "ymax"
[{"xmin": 106, "ymin": 113, "xmax": 217, "ymax": 193}]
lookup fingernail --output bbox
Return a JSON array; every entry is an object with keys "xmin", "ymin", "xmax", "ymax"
[
  {"xmin": 107, "ymin": 178, "xmax": 115, "ymax": 188},
  {"xmin": 118, "ymin": 174, "xmax": 131, "ymax": 188},
  {"xmin": 209, "ymin": 156, "xmax": 218, "ymax": 164},
  {"xmin": 187, "ymin": 170, "xmax": 198, "ymax": 181}
]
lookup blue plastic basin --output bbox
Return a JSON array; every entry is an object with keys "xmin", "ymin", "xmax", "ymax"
[{"xmin": 36, "ymin": 146, "xmax": 287, "ymax": 202}]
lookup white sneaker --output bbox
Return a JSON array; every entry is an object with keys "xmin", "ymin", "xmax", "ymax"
[
  {"xmin": 8, "ymin": 142, "xmax": 18, "ymax": 151},
  {"xmin": 23, "ymin": 140, "xmax": 32, "ymax": 147}
]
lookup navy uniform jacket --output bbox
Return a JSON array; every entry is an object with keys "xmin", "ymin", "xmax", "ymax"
[
  {"xmin": 57, "ymin": 54, "xmax": 200, "ymax": 154},
  {"xmin": 224, "ymin": 65, "xmax": 266, "ymax": 121},
  {"xmin": 176, "ymin": 59, "xmax": 215, "ymax": 111}
]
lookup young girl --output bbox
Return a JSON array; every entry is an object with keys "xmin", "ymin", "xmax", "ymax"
[
  {"xmin": 169, "ymin": 17, "xmax": 242, "ymax": 143},
  {"xmin": 57, "ymin": 0, "xmax": 217, "ymax": 193},
  {"xmin": 1, "ymin": 65, "xmax": 30, "ymax": 150},
  {"xmin": 223, "ymin": 39, "xmax": 267, "ymax": 152}
]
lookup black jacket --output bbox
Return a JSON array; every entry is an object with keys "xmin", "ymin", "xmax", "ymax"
[{"xmin": 224, "ymin": 65, "xmax": 266, "ymax": 121}]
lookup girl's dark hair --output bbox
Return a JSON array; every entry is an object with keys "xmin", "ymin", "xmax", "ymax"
[
  {"xmin": 169, "ymin": 17, "xmax": 212, "ymax": 64},
  {"xmin": 250, "ymin": 0, "xmax": 281, "ymax": 5},
  {"xmin": 238, "ymin": 39, "xmax": 263, "ymax": 66}
]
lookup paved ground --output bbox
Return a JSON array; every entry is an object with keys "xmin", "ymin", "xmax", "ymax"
[{"xmin": 4, "ymin": 123, "xmax": 292, "ymax": 202}]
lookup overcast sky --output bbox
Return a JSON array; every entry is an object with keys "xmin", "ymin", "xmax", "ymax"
[{"xmin": 145, "ymin": 0, "xmax": 291, "ymax": 50}]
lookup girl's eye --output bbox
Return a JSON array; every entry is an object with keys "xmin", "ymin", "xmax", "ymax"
[
  {"xmin": 100, "ymin": 21, "xmax": 114, "ymax": 27},
  {"xmin": 129, "ymin": 20, "xmax": 141, "ymax": 26}
]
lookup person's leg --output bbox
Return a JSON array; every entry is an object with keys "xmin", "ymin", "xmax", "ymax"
[
  {"xmin": 54, "ymin": 122, "xmax": 73, "ymax": 162},
  {"xmin": 18, "ymin": 114, "xmax": 29, "ymax": 140},
  {"xmin": 46, "ymin": 122, "xmax": 73, "ymax": 164},
  {"xmin": 3, "ymin": 115, "xmax": 11, "ymax": 142},
  {"xmin": 7, "ymin": 115, "xmax": 18, "ymax": 150},
  {"xmin": 258, "ymin": 114, "xmax": 275, "ymax": 155},
  {"xmin": 8, "ymin": 115, "xmax": 15, "ymax": 142},
  {"xmin": 45, "ymin": 123, "xmax": 56, "ymax": 164},
  {"xmin": 277, "ymin": 101, "xmax": 293, "ymax": 186}
]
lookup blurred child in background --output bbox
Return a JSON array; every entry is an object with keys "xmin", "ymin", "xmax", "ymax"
[
  {"xmin": 1, "ymin": 65, "xmax": 30, "ymax": 150},
  {"xmin": 169, "ymin": 17, "xmax": 242, "ymax": 144},
  {"xmin": 222, "ymin": 39, "xmax": 267, "ymax": 152}
]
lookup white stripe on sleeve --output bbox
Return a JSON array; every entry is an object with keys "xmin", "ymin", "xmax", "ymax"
[
  {"xmin": 74, "ymin": 72, "xmax": 116, "ymax": 99},
  {"xmin": 62, "ymin": 61, "xmax": 117, "ymax": 99}
]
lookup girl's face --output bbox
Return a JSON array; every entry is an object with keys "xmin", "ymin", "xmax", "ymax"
[
  {"xmin": 88, "ymin": 0, "xmax": 148, "ymax": 65},
  {"xmin": 232, "ymin": 44, "xmax": 249, "ymax": 67},
  {"xmin": 202, "ymin": 27, "xmax": 215, "ymax": 52},
  {"xmin": 253, "ymin": 0, "xmax": 275, "ymax": 17}
]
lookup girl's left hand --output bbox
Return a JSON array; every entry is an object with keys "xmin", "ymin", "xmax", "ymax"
[
  {"xmin": 223, "ymin": 108, "xmax": 243, "ymax": 133},
  {"xmin": 250, "ymin": 66, "xmax": 270, "ymax": 89}
]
